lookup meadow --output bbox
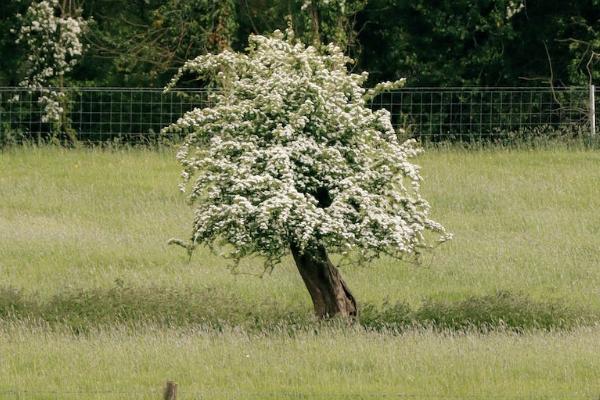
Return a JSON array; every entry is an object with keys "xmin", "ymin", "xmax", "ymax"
[{"xmin": 0, "ymin": 146, "xmax": 599, "ymax": 399}]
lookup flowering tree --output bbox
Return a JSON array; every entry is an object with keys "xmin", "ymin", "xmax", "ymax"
[
  {"xmin": 15, "ymin": 0, "xmax": 88, "ymax": 139},
  {"xmin": 165, "ymin": 29, "xmax": 450, "ymax": 318}
]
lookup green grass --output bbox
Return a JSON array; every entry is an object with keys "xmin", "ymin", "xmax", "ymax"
[
  {"xmin": 1, "ymin": 323, "xmax": 600, "ymax": 399},
  {"xmin": 1, "ymin": 146, "xmax": 599, "ymax": 398},
  {"xmin": 1, "ymin": 146, "xmax": 599, "ymax": 313},
  {"xmin": 0, "ymin": 286, "xmax": 587, "ymax": 332}
]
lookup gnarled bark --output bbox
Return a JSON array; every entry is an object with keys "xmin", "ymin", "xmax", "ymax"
[{"xmin": 290, "ymin": 243, "xmax": 357, "ymax": 319}]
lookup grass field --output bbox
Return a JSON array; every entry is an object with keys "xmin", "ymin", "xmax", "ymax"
[
  {"xmin": 1, "ymin": 146, "xmax": 599, "ymax": 398},
  {"xmin": 2, "ymin": 323, "xmax": 600, "ymax": 400}
]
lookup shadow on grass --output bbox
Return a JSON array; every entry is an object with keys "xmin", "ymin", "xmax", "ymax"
[{"xmin": 0, "ymin": 286, "xmax": 594, "ymax": 333}]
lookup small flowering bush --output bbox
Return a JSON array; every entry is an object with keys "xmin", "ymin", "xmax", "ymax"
[
  {"xmin": 165, "ymin": 28, "xmax": 450, "ymax": 273},
  {"xmin": 15, "ymin": 0, "xmax": 88, "ymax": 130}
]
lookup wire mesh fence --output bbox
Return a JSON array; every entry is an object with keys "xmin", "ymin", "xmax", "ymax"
[
  {"xmin": 372, "ymin": 86, "xmax": 597, "ymax": 142},
  {"xmin": 0, "ymin": 87, "xmax": 210, "ymax": 144},
  {"xmin": 0, "ymin": 86, "xmax": 597, "ymax": 144}
]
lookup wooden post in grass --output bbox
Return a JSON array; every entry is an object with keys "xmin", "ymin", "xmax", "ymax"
[{"xmin": 164, "ymin": 381, "xmax": 177, "ymax": 400}]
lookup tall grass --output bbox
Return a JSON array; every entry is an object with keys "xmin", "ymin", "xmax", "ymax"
[{"xmin": 1, "ymin": 323, "xmax": 599, "ymax": 399}]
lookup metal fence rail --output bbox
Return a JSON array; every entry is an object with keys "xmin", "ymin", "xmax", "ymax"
[{"xmin": 0, "ymin": 86, "xmax": 597, "ymax": 144}]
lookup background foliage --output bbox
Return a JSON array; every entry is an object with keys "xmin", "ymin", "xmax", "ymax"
[{"xmin": 1, "ymin": 0, "xmax": 598, "ymax": 88}]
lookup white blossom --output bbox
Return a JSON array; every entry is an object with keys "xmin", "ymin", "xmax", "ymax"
[
  {"xmin": 164, "ymin": 29, "xmax": 451, "ymax": 268},
  {"xmin": 506, "ymin": 1, "xmax": 525, "ymax": 19},
  {"xmin": 15, "ymin": 0, "xmax": 88, "ymax": 125}
]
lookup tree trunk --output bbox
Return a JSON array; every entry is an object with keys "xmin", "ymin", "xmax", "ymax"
[
  {"xmin": 309, "ymin": 1, "xmax": 321, "ymax": 47},
  {"xmin": 290, "ymin": 243, "xmax": 357, "ymax": 319}
]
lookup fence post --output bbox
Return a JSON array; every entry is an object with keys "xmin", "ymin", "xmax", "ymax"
[
  {"xmin": 164, "ymin": 381, "xmax": 177, "ymax": 400},
  {"xmin": 590, "ymin": 84, "xmax": 596, "ymax": 137}
]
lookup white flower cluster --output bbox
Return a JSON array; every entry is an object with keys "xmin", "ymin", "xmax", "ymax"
[
  {"xmin": 364, "ymin": 78, "xmax": 407, "ymax": 101},
  {"xmin": 506, "ymin": 1, "xmax": 525, "ymax": 19},
  {"xmin": 164, "ymin": 29, "xmax": 451, "ymax": 267},
  {"xmin": 15, "ymin": 0, "xmax": 88, "ymax": 123},
  {"xmin": 302, "ymin": 0, "xmax": 346, "ymax": 11}
]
